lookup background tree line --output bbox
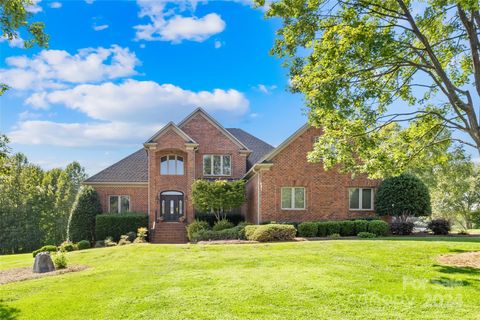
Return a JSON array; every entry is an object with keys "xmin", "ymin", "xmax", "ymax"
[{"xmin": 0, "ymin": 135, "xmax": 87, "ymax": 254}]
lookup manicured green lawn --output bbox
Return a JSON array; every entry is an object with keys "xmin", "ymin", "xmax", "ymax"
[{"xmin": 1, "ymin": 238, "xmax": 480, "ymax": 320}]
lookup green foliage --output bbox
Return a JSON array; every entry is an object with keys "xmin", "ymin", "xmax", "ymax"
[
  {"xmin": 95, "ymin": 213, "xmax": 148, "ymax": 242},
  {"xmin": 118, "ymin": 235, "xmax": 131, "ymax": 246},
  {"xmin": 77, "ymin": 240, "xmax": 90, "ymax": 250},
  {"xmin": 323, "ymin": 221, "xmax": 341, "ymax": 235},
  {"xmin": 367, "ymin": 220, "xmax": 389, "ymax": 236},
  {"xmin": 329, "ymin": 233, "xmax": 341, "ymax": 240},
  {"xmin": 212, "ymin": 219, "xmax": 234, "ymax": 231},
  {"xmin": 339, "ymin": 221, "xmax": 356, "ymax": 236},
  {"xmin": 187, "ymin": 220, "xmax": 210, "ymax": 241},
  {"xmin": 194, "ymin": 212, "xmax": 245, "ymax": 227},
  {"xmin": 244, "ymin": 225, "xmax": 260, "ymax": 240},
  {"xmin": 357, "ymin": 232, "xmax": 377, "ymax": 239},
  {"xmin": 126, "ymin": 231, "xmax": 136, "ymax": 242},
  {"xmin": 32, "ymin": 245, "xmax": 57, "ymax": 257},
  {"xmin": 316, "ymin": 222, "xmax": 328, "ymax": 237},
  {"xmin": 376, "ymin": 173, "xmax": 431, "ymax": 219},
  {"xmin": 52, "ymin": 251, "xmax": 67, "ymax": 269},
  {"xmin": 60, "ymin": 241, "xmax": 75, "ymax": 252},
  {"xmin": 298, "ymin": 222, "xmax": 318, "ymax": 237},
  {"xmin": 192, "ymin": 179, "xmax": 246, "ymax": 221},
  {"xmin": 104, "ymin": 237, "xmax": 117, "ymax": 247},
  {"xmin": 427, "ymin": 219, "xmax": 451, "ymax": 235},
  {"xmin": 259, "ymin": 0, "xmax": 480, "ymax": 177},
  {"xmin": 390, "ymin": 221, "xmax": 415, "ymax": 235},
  {"xmin": 353, "ymin": 220, "xmax": 369, "ymax": 234},
  {"xmin": 136, "ymin": 227, "xmax": 148, "ymax": 243},
  {"xmin": 245, "ymin": 224, "xmax": 296, "ymax": 242},
  {"xmin": 191, "ymin": 225, "xmax": 246, "ymax": 242},
  {"xmin": 69, "ymin": 186, "xmax": 102, "ymax": 243}
]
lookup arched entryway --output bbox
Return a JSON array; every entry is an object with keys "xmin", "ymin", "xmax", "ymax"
[{"xmin": 160, "ymin": 191, "xmax": 184, "ymax": 221}]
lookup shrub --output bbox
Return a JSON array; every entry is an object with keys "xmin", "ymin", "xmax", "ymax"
[
  {"xmin": 357, "ymin": 232, "xmax": 377, "ymax": 238},
  {"xmin": 134, "ymin": 227, "xmax": 148, "ymax": 243},
  {"xmin": 353, "ymin": 220, "xmax": 369, "ymax": 234},
  {"xmin": 375, "ymin": 173, "xmax": 431, "ymax": 219},
  {"xmin": 324, "ymin": 221, "xmax": 341, "ymax": 235},
  {"xmin": 213, "ymin": 219, "xmax": 234, "ymax": 231},
  {"xmin": 95, "ymin": 212, "xmax": 148, "ymax": 242},
  {"xmin": 427, "ymin": 219, "xmax": 451, "ymax": 235},
  {"xmin": 390, "ymin": 221, "xmax": 415, "ymax": 235},
  {"xmin": 105, "ymin": 237, "xmax": 117, "ymax": 247},
  {"xmin": 316, "ymin": 222, "xmax": 328, "ymax": 237},
  {"xmin": 60, "ymin": 241, "xmax": 75, "ymax": 252},
  {"xmin": 298, "ymin": 222, "xmax": 318, "ymax": 237},
  {"xmin": 32, "ymin": 245, "xmax": 57, "ymax": 257},
  {"xmin": 458, "ymin": 229, "xmax": 469, "ymax": 235},
  {"xmin": 191, "ymin": 226, "xmax": 243, "ymax": 242},
  {"xmin": 246, "ymin": 224, "xmax": 296, "ymax": 242},
  {"xmin": 194, "ymin": 212, "xmax": 245, "ymax": 227},
  {"xmin": 77, "ymin": 240, "xmax": 90, "ymax": 250},
  {"xmin": 187, "ymin": 220, "xmax": 210, "ymax": 241},
  {"xmin": 244, "ymin": 225, "xmax": 260, "ymax": 239},
  {"xmin": 367, "ymin": 220, "xmax": 389, "ymax": 236},
  {"xmin": 126, "ymin": 231, "xmax": 136, "ymax": 242},
  {"xmin": 329, "ymin": 233, "xmax": 340, "ymax": 239},
  {"xmin": 53, "ymin": 251, "xmax": 68, "ymax": 269},
  {"xmin": 339, "ymin": 221, "xmax": 356, "ymax": 236},
  {"xmin": 95, "ymin": 240, "xmax": 105, "ymax": 248},
  {"xmin": 69, "ymin": 186, "xmax": 102, "ymax": 243},
  {"xmin": 118, "ymin": 235, "xmax": 131, "ymax": 246}
]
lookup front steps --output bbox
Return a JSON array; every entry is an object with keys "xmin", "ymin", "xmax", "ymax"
[{"xmin": 151, "ymin": 222, "xmax": 187, "ymax": 243}]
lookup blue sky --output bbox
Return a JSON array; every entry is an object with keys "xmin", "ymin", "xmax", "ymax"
[{"xmin": 0, "ymin": 0, "xmax": 307, "ymax": 175}]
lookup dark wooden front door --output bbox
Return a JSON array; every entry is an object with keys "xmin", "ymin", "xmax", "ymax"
[{"xmin": 160, "ymin": 193, "xmax": 184, "ymax": 221}]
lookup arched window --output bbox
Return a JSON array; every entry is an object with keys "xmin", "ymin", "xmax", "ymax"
[{"xmin": 160, "ymin": 155, "xmax": 184, "ymax": 175}]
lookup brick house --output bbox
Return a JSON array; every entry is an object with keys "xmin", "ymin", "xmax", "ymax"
[{"xmin": 84, "ymin": 108, "xmax": 380, "ymax": 243}]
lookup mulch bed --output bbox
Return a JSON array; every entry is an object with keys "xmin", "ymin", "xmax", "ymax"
[
  {"xmin": 0, "ymin": 265, "xmax": 88, "ymax": 285},
  {"xmin": 437, "ymin": 252, "xmax": 480, "ymax": 269}
]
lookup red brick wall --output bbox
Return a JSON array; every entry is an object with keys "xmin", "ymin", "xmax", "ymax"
[
  {"xmin": 180, "ymin": 113, "xmax": 248, "ymax": 179},
  {"xmin": 245, "ymin": 173, "xmax": 259, "ymax": 223},
  {"xmin": 94, "ymin": 185, "xmax": 148, "ymax": 213},
  {"xmin": 257, "ymin": 127, "xmax": 380, "ymax": 223}
]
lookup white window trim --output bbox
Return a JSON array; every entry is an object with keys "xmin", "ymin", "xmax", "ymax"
[
  {"xmin": 160, "ymin": 154, "xmax": 184, "ymax": 175},
  {"xmin": 349, "ymin": 188, "xmax": 374, "ymax": 211},
  {"xmin": 203, "ymin": 154, "xmax": 232, "ymax": 176},
  {"xmin": 108, "ymin": 195, "xmax": 131, "ymax": 213},
  {"xmin": 281, "ymin": 187, "xmax": 306, "ymax": 210}
]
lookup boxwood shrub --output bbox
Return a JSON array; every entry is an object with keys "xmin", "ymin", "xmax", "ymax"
[
  {"xmin": 245, "ymin": 224, "xmax": 296, "ymax": 242},
  {"xmin": 316, "ymin": 222, "xmax": 329, "ymax": 237},
  {"xmin": 95, "ymin": 212, "xmax": 148, "ymax": 242},
  {"xmin": 339, "ymin": 221, "xmax": 356, "ymax": 236},
  {"xmin": 194, "ymin": 212, "xmax": 245, "ymax": 227},
  {"xmin": 367, "ymin": 220, "xmax": 389, "ymax": 236},
  {"xmin": 298, "ymin": 222, "xmax": 318, "ymax": 237},
  {"xmin": 353, "ymin": 220, "xmax": 369, "ymax": 234},
  {"xmin": 187, "ymin": 219, "xmax": 210, "ymax": 241},
  {"xmin": 32, "ymin": 245, "xmax": 57, "ymax": 257},
  {"xmin": 191, "ymin": 223, "xmax": 248, "ymax": 242},
  {"xmin": 77, "ymin": 240, "xmax": 90, "ymax": 250}
]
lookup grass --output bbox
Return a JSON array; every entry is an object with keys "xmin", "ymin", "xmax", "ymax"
[{"xmin": 1, "ymin": 238, "xmax": 480, "ymax": 320}]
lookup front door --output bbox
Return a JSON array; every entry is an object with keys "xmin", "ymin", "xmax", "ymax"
[{"xmin": 160, "ymin": 191, "xmax": 184, "ymax": 221}]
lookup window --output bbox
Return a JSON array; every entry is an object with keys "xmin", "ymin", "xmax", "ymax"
[
  {"xmin": 349, "ymin": 188, "xmax": 374, "ymax": 210},
  {"xmin": 203, "ymin": 155, "xmax": 231, "ymax": 176},
  {"xmin": 160, "ymin": 155, "xmax": 184, "ymax": 175},
  {"xmin": 281, "ymin": 187, "xmax": 305, "ymax": 210},
  {"xmin": 109, "ymin": 195, "xmax": 130, "ymax": 213}
]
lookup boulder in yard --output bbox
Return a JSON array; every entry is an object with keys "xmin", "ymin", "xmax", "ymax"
[{"xmin": 33, "ymin": 252, "xmax": 56, "ymax": 273}]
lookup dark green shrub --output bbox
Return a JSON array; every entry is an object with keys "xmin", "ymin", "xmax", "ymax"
[
  {"xmin": 77, "ymin": 240, "xmax": 90, "ymax": 250},
  {"xmin": 194, "ymin": 212, "xmax": 245, "ymax": 226},
  {"xmin": 368, "ymin": 220, "xmax": 389, "ymax": 236},
  {"xmin": 60, "ymin": 241, "xmax": 75, "ymax": 252},
  {"xmin": 192, "ymin": 227, "xmax": 242, "ymax": 242},
  {"xmin": 390, "ymin": 221, "xmax": 414, "ymax": 235},
  {"xmin": 213, "ymin": 219, "xmax": 234, "ymax": 231},
  {"xmin": 329, "ymin": 233, "xmax": 341, "ymax": 239},
  {"xmin": 126, "ymin": 231, "xmax": 136, "ymax": 242},
  {"xmin": 357, "ymin": 232, "xmax": 377, "ymax": 238},
  {"xmin": 95, "ymin": 212, "xmax": 148, "ymax": 242},
  {"xmin": 32, "ymin": 245, "xmax": 57, "ymax": 257},
  {"xmin": 427, "ymin": 219, "xmax": 451, "ymax": 235},
  {"xmin": 298, "ymin": 222, "xmax": 318, "ymax": 237},
  {"xmin": 70, "ymin": 186, "xmax": 102, "ymax": 243},
  {"xmin": 354, "ymin": 220, "xmax": 369, "ymax": 234},
  {"xmin": 246, "ymin": 224, "xmax": 296, "ymax": 242},
  {"xmin": 339, "ymin": 221, "xmax": 356, "ymax": 236},
  {"xmin": 316, "ymin": 222, "xmax": 329, "ymax": 237},
  {"xmin": 187, "ymin": 219, "xmax": 210, "ymax": 241},
  {"xmin": 324, "ymin": 221, "xmax": 341, "ymax": 235},
  {"xmin": 375, "ymin": 173, "xmax": 431, "ymax": 219}
]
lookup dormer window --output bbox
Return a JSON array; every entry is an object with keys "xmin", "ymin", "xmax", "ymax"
[{"xmin": 160, "ymin": 155, "xmax": 184, "ymax": 175}]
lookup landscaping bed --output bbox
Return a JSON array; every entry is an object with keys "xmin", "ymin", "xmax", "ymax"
[
  {"xmin": 0, "ymin": 265, "xmax": 88, "ymax": 285},
  {"xmin": 438, "ymin": 251, "xmax": 480, "ymax": 269}
]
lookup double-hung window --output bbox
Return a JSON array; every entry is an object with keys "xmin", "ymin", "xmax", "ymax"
[
  {"xmin": 281, "ymin": 187, "xmax": 305, "ymax": 210},
  {"xmin": 203, "ymin": 155, "xmax": 231, "ymax": 176},
  {"xmin": 349, "ymin": 188, "xmax": 374, "ymax": 210},
  {"xmin": 109, "ymin": 195, "xmax": 130, "ymax": 213}
]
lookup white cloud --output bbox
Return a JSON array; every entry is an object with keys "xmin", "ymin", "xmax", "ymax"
[
  {"xmin": 0, "ymin": 45, "xmax": 139, "ymax": 91},
  {"xmin": 26, "ymin": 0, "xmax": 42, "ymax": 13},
  {"xmin": 85, "ymin": 0, "xmax": 94, "ymax": 3},
  {"xmin": 93, "ymin": 24, "xmax": 109, "ymax": 31},
  {"xmin": 255, "ymin": 84, "xmax": 277, "ymax": 94},
  {"xmin": 26, "ymin": 79, "xmax": 250, "ymax": 122},
  {"xmin": 135, "ymin": 0, "xmax": 225, "ymax": 43},
  {"xmin": 0, "ymin": 36, "xmax": 24, "ymax": 48},
  {"xmin": 214, "ymin": 40, "xmax": 222, "ymax": 49},
  {"xmin": 49, "ymin": 2, "xmax": 62, "ymax": 9}
]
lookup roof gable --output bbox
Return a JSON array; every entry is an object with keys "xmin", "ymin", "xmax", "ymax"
[
  {"xmin": 177, "ymin": 108, "xmax": 250, "ymax": 151},
  {"xmin": 145, "ymin": 121, "xmax": 197, "ymax": 144}
]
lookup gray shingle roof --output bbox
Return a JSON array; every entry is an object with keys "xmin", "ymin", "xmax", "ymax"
[
  {"xmin": 84, "ymin": 129, "xmax": 273, "ymax": 183},
  {"xmin": 226, "ymin": 128, "xmax": 274, "ymax": 170}
]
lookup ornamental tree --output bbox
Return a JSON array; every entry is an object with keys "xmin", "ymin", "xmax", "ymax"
[
  {"xmin": 68, "ymin": 186, "xmax": 102, "ymax": 243},
  {"xmin": 257, "ymin": 0, "xmax": 480, "ymax": 178},
  {"xmin": 192, "ymin": 179, "xmax": 246, "ymax": 221},
  {"xmin": 375, "ymin": 173, "xmax": 431, "ymax": 221}
]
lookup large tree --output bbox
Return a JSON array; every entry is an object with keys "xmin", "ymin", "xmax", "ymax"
[{"xmin": 258, "ymin": 0, "xmax": 480, "ymax": 178}]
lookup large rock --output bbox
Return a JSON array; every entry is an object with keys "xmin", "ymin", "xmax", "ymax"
[{"xmin": 33, "ymin": 252, "xmax": 56, "ymax": 273}]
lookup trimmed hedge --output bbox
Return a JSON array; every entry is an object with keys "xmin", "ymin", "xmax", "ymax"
[
  {"xmin": 298, "ymin": 222, "xmax": 318, "ymax": 237},
  {"xmin": 367, "ymin": 220, "xmax": 389, "ymax": 236},
  {"xmin": 194, "ymin": 212, "xmax": 245, "ymax": 227},
  {"xmin": 95, "ymin": 212, "xmax": 148, "ymax": 242},
  {"xmin": 339, "ymin": 221, "xmax": 356, "ymax": 236},
  {"xmin": 353, "ymin": 220, "xmax": 369, "ymax": 234},
  {"xmin": 32, "ymin": 245, "xmax": 57, "ymax": 257},
  {"xmin": 77, "ymin": 240, "xmax": 90, "ymax": 250},
  {"xmin": 212, "ymin": 219, "xmax": 234, "ymax": 231},
  {"xmin": 296, "ymin": 219, "xmax": 386, "ymax": 238},
  {"xmin": 245, "ymin": 224, "xmax": 296, "ymax": 242},
  {"xmin": 191, "ymin": 223, "xmax": 248, "ymax": 242},
  {"xmin": 357, "ymin": 232, "xmax": 377, "ymax": 238}
]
